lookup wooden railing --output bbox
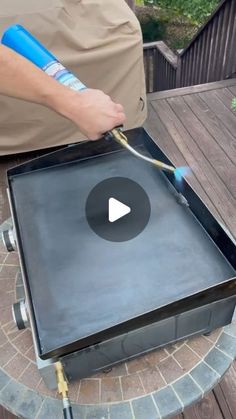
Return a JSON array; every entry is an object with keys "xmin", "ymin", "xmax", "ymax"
[
  {"xmin": 143, "ymin": 41, "xmax": 177, "ymax": 93},
  {"xmin": 177, "ymin": 0, "xmax": 236, "ymax": 87},
  {"xmin": 143, "ymin": 0, "xmax": 236, "ymax": 91}
]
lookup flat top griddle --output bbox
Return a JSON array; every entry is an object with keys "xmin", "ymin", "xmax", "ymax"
[{"xmin": 7, "ymin": 129, "xmax": 236, "ymax": 359}]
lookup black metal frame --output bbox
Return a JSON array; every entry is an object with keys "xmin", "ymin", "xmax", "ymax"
[{"xmin": 7, "ymin": 128, "xmax": 236, "ymax": 359}]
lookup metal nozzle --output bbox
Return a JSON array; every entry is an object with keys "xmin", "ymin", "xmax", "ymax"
[
  {"xmin": 110, "ymin": 129, "xmax": 175, "ymax": 174},
  {"xmin": 55, "ymin": 362, "xmax": 74, "ymax": 419},
  {"xmin": 55, "ymin": 361, "xmax": 68, "ymax": 398}
]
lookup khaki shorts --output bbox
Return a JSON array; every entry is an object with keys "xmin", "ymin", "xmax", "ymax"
[{"xmin": 0, "ymin": 0, "xmax": 146, "ymax": 155}]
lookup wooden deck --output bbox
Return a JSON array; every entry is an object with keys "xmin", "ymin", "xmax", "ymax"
[
  {"xmin": 146, "ymin": 78, "xmax": 236, "ymax": 238},
  {"xmin": 146, "ymin": 78, "xmax": 236, "ymax": 418},
  {"xmin": 0, "ymin": 406, "xmax": 17, "ymax": 419}
]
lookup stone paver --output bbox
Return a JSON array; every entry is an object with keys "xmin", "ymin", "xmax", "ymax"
[
  {"xmin": 19, "ymin": 362, "xmax": 42, "ymax": 390},
  {"xmin": 153, "ymin": 386, "xmax": 182, "ymax": 417},
  {"xmin": 0, "ymin": 369, "xmax": 10, "ymax": 391},
  {"xmin": 0, "ymin": 380, "xmax": 43, "ymax": 419},
  {"xmin": 85, "ymin": 405, "xmax": 109, "ymax": 419},
  {"xmin": 139, "ymin": 367, "xmax": 165, "ymax": 393},
  {"xmin": 4, "ymin": 353, "xmax": 29, "ymax": 380},
  {"xmin": 121, "ymin": 374, "xmax": 145, "ymax": 400},
  {"xmin": 0, "ymin": 234, "xmax": 235, "ymax": 418},
  {"xmin": 158, "ymin": 356, "xmax": 184, "ymax": 384},
  {"xmin": 78, "ymin": 379, "xmax": 100, "ymax": 404},
  {"xmin": 216, "ymin": 332, "xmax": 236, "ymax": 359},
  {"xmin": 0, "ymin": 342, "xmax": 17, "ymax": 367},
  {"xmin": 101, "ymin": 377, "xmax": 122, "ymax": 403},
  {"xmin": 127, "ymin": 357, "xmax": 150, "ymax": 374},
  {"xmin": 205, "ymin": 347, "xmax": 232, "ymax": 376},
  {"xmin": 172, "ymin": 374, "xmax": 202, "ymax": 407},
  {"xmin": 109, "ymin": 402, "xmax": 133, "ymax": 419},
  {"xmin": 174, "ymin": 345, "xmax": 201, "ymax": 371},
  {"xmin": 224, "ymin": 322, "xmax": 236, "ymax": 337},
  {"xmin": 132, "ymin": 395, "xmax": 159, "ymax": 419},
  {"xmin": 190, "ymin": 362, "xmax": 220, "ymax": 392},
  {"xmin": 36, "ymin": 398, "xmax": 63, "ymax": 419},
  {"xmin": 187, "ymin": 335, "xmax": 213, "ymax": 357}
]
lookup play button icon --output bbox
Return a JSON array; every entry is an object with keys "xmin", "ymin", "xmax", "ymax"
[
  {"xmin": 108, "ymin": 198, "xmax": 131, "ymax": 223},
  {"xmin": 85, "ymin": 177, "xmax": 151, "ymax": 242}
]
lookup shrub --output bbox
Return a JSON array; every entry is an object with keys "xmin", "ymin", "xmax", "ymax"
[
  {"xmin": 136, "ymin": 6, "xmax": 166, "ymax": 42},
  {"xmin": 146, "ymin": 0, "xmax": 219, "ymax": 26},
  {"xmin": 232, "ymin": 98, "xmax": 236, "ymax": 111}
]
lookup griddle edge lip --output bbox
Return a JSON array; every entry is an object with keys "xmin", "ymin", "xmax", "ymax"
[
  {"xmin": 6, "ymin": 189, "xmax": 42, "ymax": 359},
  {"xmin": 42, "ymin": 278, "xmax": 236, "ymax": 360},
  {"xmin": 6, "ymin": 128, "xmax": 144, "ymax": 177},
  {"xmin": 6, "ymin": 127, "xmax": 236, "ymax": 360}
]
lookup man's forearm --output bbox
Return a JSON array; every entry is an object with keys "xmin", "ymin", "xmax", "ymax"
[
  {"xmin": 0, "ymin": 44, "xmax": 70, "ymax": 107},
  {"xmin": 0, "ymin": 45, "xmax": 125, "ymax": 139}
]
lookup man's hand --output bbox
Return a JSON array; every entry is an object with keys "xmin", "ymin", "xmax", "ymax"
[{"xmin": 53, "ymin": 88, "xmax": 126, "ymax": 140}]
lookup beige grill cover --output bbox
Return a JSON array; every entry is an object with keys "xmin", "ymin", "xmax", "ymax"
[{"xmin": 0, "ymin": 0, "xmax": 146, "ymax": 155}]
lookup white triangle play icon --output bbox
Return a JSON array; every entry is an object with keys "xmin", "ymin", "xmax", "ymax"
[{"xmin": 108, "ymin": 198, "xmax": 131, "ymax": 223}]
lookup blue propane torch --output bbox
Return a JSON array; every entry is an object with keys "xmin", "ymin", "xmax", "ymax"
[
  {"xmin": 1, "ymin": 24, "xmax": 191, "ymax": 417},
  {"xmin": 0, "ymin": 24, "xmax": 190, "ymax": 179}
]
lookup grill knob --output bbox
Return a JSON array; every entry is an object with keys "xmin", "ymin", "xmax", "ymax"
[
  {"xmin": 2, "ymin": 229, "xmax": 16, "ymax": 252},
  {"xmin": 12, "ymin": 300, "xmax": 29, "ymax": 330}
]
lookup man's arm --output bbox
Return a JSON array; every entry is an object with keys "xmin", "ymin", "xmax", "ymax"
[{"xmin": 0, "ymin": 45, "xmax": 125, "ymax": 139}]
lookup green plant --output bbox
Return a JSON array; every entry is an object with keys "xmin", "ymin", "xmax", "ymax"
[
  {"xmin": 136, "ymin": 7, "xmax": 166, "ymax": 42},
  {"xmin": 146, "ymin": 0, "xmax": 219, "ymax": 25},
  {"xmin": 232, "ymin": 98, "xmax": 236, "ymax": 111},
  {"xmin": 137, "ymin": 1, "xmax": 220, "ymax": 49}
]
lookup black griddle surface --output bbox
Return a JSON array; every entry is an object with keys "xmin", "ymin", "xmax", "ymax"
[{"xmin": 10, "ymin": 147, "xmax": 235, "ymax": 358}]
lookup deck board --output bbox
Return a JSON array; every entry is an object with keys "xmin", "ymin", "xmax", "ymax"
[
  {"xmin": 183, "ymin": 94, "xmax": 236, "ymax": 164},
  {"xmin": 214, "ymin": 88, "xmax": 235, "ymax": 113},
  {"xmin": 217, "ymin": 361, "xmax": 236, "ymax": 418},
  {"xmin": 213, "ymin": 380, "xmax": 234, "ymax": 419},
  {"xmin": 148, "ymin": 79, "xmax": 236, "ymax": 100},
  {"xmin": 198, "ymin": 91, "xmax": 236, "ymax": 137},
  {"xmin": 228, "ymin": 85, "xmax": 236, "ymax": 96},
  {"xmin": 183, "ymin": 392, "xmax": 224, "ymax": 419},
  {"xmin": 146, "ymin": 78, "xmax": 236, "ymax": 237},
  {"xmin": 150, "ymin": 98, "xmax": 236, "ymax": 235},
  {"xmin": 166, "ymin": 95, "xmax": 236, "ymax": 197},
  {"xmin": 0, "ymin": 406, "xmax": 17, "ymax": 419}
]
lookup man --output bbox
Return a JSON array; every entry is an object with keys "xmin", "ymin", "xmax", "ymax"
[{"xmin": 0, "ymin": 0, "xmax": 146, "ymax": 155}]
